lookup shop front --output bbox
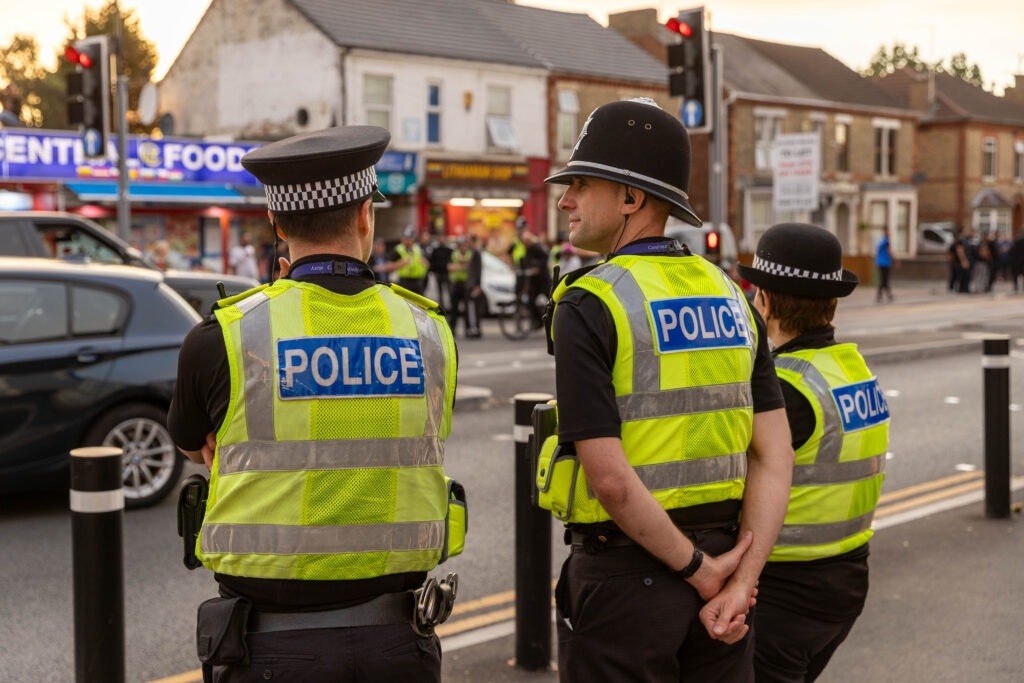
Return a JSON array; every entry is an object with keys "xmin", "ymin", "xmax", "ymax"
[{"xmin": 420, "ymin": 157, "xmax": 549, "ymax": 253}]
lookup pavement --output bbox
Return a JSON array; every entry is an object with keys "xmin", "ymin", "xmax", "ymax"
[{"xmin": 442, "ymin": 277, "xmax": 1024, "ymax": 682}]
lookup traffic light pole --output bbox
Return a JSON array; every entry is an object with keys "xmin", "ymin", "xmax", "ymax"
[
  {"xmin": 708, "ymin": 43, "xmax": 723, "ymax": 230},
  {"xmin": 113, "ymin": 7, "xmax": 131, "ymax": 241}
]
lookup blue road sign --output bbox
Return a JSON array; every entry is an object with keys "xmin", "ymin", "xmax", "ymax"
[
  {"xmin": 82, "ymin": 128, "xmax": 103, "ymax": 157},
  {"xmin": 682, "ymin": 100, "xmax": 704, "ymax": 129}
]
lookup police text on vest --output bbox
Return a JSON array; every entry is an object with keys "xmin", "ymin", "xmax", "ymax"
[
  {"xmin": 277, "ymin": 336, "xmax": 425, "ymax": 399},
  {"xmin": 831, "ymin": 378, "xmax": 890, "ymax": 432},
  {"xmin": 648, "ymin": 296, "xmax": 753, "ymax": 353}
]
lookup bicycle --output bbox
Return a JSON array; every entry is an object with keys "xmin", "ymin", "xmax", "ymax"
[{"xmin": 497, "ymin": 281, "xmax": 548, "ymax": 341}]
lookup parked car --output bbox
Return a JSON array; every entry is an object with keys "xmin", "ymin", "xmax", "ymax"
[
  {"xmin": 917, "ymin": 222, "xmax": 957, "ymax": 255},
  {"xmin": 481, "ymin": 250, "xmax": 517, "ymax": 315},
  {"xmin": 0, "ymin": 211, "xmax": 259, "ymax": 314},
  {"xmin": 0, "ymin": 258, "xmax": 201, "ymax": 508}
]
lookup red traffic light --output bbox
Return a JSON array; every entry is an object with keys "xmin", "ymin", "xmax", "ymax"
[
  {"xmin": 64, "ymin": 44, "xmax": 93, "ymax": 68},
  {"xmin": 706, "ymin": 231, "xmax": 719, "ymax": 250},
  {"xmin": 665, "ymin": 17, "xmax": 693, "ymax": 37}
]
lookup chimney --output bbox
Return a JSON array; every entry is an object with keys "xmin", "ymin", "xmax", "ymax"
[
  {"xmin": 904, "ymin": 69, "xmax": 933, "ymax": 112},
  {"xmin": 1004, "ymin": 74, "xmax": 1024, "ymax": 105},
  {"xmin": 608, "ymin": 8, "xmax": 665, "ymax": 62}
]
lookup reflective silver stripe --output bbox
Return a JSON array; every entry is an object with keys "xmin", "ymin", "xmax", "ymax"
[
  {"xmin": 69, "ymin": 489, "xmax": 124, "ymax": 513},
  {"xmin": 239, "ymin": 292, "xmax": 275, "ymax": 442},
  {"xmin": 775, "ymin": 355, "xmax": 842, "ymax": 464},
  {"xmin": 586, "ymin": 452, "xmax": 747, "ymax": 498},
  {"xmin": 617, "ymin": 383, "xmax": 752, "ymax": 421},
  {"xmin": 217, "ymin": 437, "xmax": 444, "ymax": 474},
  {"xmin": 791, "ymin": 453, "xmax": 886, "ymax": 487},
  {"xmin": 406, "ymin": 302, "xmax": 446, "ymax": 436},
  {"xmin": 723, "ymin": 276, "xmax": 758, "ymax": 363},
  {"xmin": 566, "ymin": 160, "xmax": 690, "ymax": 200},
  {"xmin": 774, "ymin": 511, "xmax": 874, "ymax": 546},
  {"xmin": 586, "ymin": 263, "xmax": 660, "ymax": 391},
  {"xmin": 201, "ymin": 520, "xmax": 445, "ymax": 555}
]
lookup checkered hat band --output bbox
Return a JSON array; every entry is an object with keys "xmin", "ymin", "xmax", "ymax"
[
  {"xmin": 264, "ymin": 167, "xmax": 377, "ymax": 213},
  {"xmin": 752, "ymin": 255, "xmax": 843, "ymax": 281}
]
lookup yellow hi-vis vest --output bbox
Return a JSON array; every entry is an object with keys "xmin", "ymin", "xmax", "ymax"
[
  {"xmin": 537, "ymin": 255, "xmax": 757, "ymax": 524},
  {"xmin": 395, "ymin": 244, "xmax": 427, "ymax": 279},
  {"xmin": 198, "ymin": 278, "xmax": 463, "ymax": 580},
  {"xmin": 769, "ymin": 345, "xmax": 889, "ymax": 562},
  {"xmin": 450, "ymin": 250, "xmax": 470, "ymax": 283},
  {"xmin": 510, "ymin": 239, "xmax": 526, "ymax": 268}
]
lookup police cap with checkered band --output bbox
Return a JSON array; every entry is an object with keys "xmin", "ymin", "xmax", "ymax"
[
  {"xmin": 545, "ymin": 98, "xmax": 701, "ymax": 227},
  {"xmin": 241, "ymin": 126, "xmax": 389, "ymax": 215},
  {"xmin": 738, "ymin": 223, "xmax": 859, "ymax": 299}
]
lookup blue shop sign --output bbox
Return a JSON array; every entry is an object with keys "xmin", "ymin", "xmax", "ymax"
[
  {"xmin": 0, "ymin": 128, "xmax": 263, "ymax": 185},
  {"xmin": 376, "ymin": 151, "xmax": 417, "ymax": 195}
]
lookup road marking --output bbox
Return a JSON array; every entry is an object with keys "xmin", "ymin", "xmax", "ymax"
[{"xmin": 148, "ymin": 473, "xmax": 1019, "ymax": 683}]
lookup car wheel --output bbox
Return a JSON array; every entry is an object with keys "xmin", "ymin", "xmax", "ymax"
[{"xmin": 83, "ymin": 403, "xmax": 183, "ymax": 509}]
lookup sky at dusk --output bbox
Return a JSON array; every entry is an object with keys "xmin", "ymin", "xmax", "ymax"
[{"xmin": 2, "ymin": 0, "xmax": 1022, "ymax": 92}]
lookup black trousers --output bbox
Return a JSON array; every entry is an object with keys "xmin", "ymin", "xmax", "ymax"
[
  {"xmin": 753, "ymin": 604, "xmax": 856, "ymax": 683},
  {"xmin": 555, "ymin": 527, "xmax": 753, "ymax": 683},
  {"xmin": 209, "ymin": 624, "xmax": 440, "ymax": 682}
]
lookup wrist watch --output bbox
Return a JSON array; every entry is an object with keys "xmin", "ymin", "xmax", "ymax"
[{"xmin": 677, "ymin": 545, "xmax": 704, "ymax": 579}]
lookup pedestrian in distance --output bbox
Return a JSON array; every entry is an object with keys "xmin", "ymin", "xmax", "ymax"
[
  {"xmin": 167, "ymin": 125, "xmax": 465, "ymax": 683},
  {"xmin": 461, "ymin": 233, "xmax": 484, "ymax": 338},
  {"xmin": 428, "ymin": 233, "xmax": 453, "ymax": 311},
  {"xmin": 874, "ymin": 226, "xmax": 894, "ymax": 303},
  {"xmin": 391, "ymin": 225, "xmax": 429, "ymax": 294},
  {"xmin": 740, "ymin": 222, "xmax": 889, "ymax": 683},
  {"xmin": 540, "ymin": 97, "xmax": 795, "ymax": 682},
  {"xmin": 1010, "ymin": 228, "xmax": 1024, "ymax": 292},
  {"xmin": 228, "ymin": 231, "xmax": 260, "ymax": 280}
]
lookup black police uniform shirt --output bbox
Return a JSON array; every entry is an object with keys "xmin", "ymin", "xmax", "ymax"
[
  {"xmin": 167, "ymin": 253, "xmax": 440, "ymax": 611},
  {"xmin": 759, "ymin": 325, "xmax": 870, "ymax": 622},
  {"xmin": 552, "ymin": 237, "xmax": 785, "ymax": 531}
]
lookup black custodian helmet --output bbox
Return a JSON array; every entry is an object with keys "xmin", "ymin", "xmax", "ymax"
[{"xmin": 544, "ymin": 98, "xmax": 701, "ymax": 226}]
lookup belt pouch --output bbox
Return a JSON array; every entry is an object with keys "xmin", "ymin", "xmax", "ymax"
[
  {"xmin": 536, "ymin": 438, "xmax": 580, "ymax": 521},
  {"xmin": 441, "ymin": 477, "xmax": 468, "ymax": 562},
  {"xmin": 196, "ymin": 596, "xmax": 251, "ymax": 666}
]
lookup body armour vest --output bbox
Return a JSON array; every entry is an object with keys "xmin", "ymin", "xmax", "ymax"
[
  {"xmin": 450, "ymin": 250, "xmax": 470, "ymax": 283},
  {"xmin": 770, "ymin": 345, "xmax": 889, "ymax": 562},
  {"xmin": 395, "ymin": 244, "xmax": 427, "ymax": 279},
  {"xmin": 543, "ymin": 254, "xmax": 757, "ymax": 524},
  {"xmin": 198, "ymin": 278, "xmax": 457, "ymax": 580}
]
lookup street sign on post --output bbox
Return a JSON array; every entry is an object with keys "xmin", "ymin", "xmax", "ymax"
[
  {"xmin": 666, "ymin": 7, "xmax": 711, "ymax": 134},
  {"xmin": 65, "ymin": 36, "xmax": 110, "ymax": 160}
]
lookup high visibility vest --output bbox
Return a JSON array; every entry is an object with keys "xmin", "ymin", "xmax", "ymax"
[
  {"xmin": 450, "ymin": 250, "xmax": 470, "ymax": 283},
  {"xmin": 395, "ymin": 244, "xmax": 427, "ymax": 279},
  {"xmin": 198, "ymin": 278, "xmax": 460, "ymax": 580},
  {"xmin": 510, "ymin": 239, "xmax": 526, "ymax": 268},
  {"xmin": 769, "ymin": 345, "xmax": 889, "ymax": 562},
  {"xmin": 539, "ymin": 255, "xmax": 757, "ymax": 524}
]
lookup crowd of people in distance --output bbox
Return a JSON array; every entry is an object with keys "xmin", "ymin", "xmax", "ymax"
[{"xmin": 948, "ymin": 227, "xmax": 1024, "ymax": 294}]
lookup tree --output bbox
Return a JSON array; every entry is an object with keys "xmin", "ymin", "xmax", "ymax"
[
  {"xmin": 862, "ymin": 41, "xmax": 987, "ymax": 90},
  {"xmin": 0, "ymin": 0, "xmax": 158, "ymax": 131}
]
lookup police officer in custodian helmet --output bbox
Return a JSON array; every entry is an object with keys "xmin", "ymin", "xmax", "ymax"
[
  {"xmin": 740, "ymin": 223, "xmax": 889, "ymax": 682},
  {"xmin": 168, "ymin": 125, "xmax": 465, "ymax": 682},
  {"xmin": 539, "ymin": 98, "xmax": 795, "ymax": 681}
]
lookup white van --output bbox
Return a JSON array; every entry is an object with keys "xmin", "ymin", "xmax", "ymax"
[{"xmin": 665, "ymin": 218, "xmax": 739, "ymax": 271}]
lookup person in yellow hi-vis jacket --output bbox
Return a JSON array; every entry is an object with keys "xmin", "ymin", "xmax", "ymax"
[
  {"xmin": 540, "ymin": 98, "xmax": 794, "ymax": 682},
  {"xmin": 167, "ymin": 126, "xmax": 465, "ymax": 683},
  {"xmin": 739, "ymin": 223, "xmax": 889, "ymax": 683}
]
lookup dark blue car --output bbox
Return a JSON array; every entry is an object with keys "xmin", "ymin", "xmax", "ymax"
[{"xmin": 0, "ymin": 258, "xmax": 201, "ymax": 507}]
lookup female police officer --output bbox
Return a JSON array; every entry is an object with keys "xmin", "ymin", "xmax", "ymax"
[
  {"xmin": 168, "ymin": 126, "xmax": 463, "ymax": 682},
  {"xmin": 740, "ymin": 223, "xmax": 889, "ymax": 682},
  {"xmin": 541, "ymin": 98, "xmax": 794, "ymax": 682}
]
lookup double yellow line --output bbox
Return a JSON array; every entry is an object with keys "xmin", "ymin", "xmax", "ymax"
[{"xmin": 874, "ymin": 470, "xmax": 985, "ymax": 518}]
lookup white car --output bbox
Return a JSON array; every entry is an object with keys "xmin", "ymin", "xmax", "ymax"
[
  {"xmin": 480, "ymin": 250, "xmax": 516, "ymax": 315},
  {"xmin": 665, "ymin": 218, "xmax": 739, "ymax": 271},
  {"xmin": 917, "ymin": 222, "xmax": 957, "ymax": 255}
]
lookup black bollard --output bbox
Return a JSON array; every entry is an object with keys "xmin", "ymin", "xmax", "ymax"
[
  {"xmin": 513, "ymin": 392, "xmax": 554, "ymax": 671},
  {"xmin": 70, "ymin": 447, "xmax": 125, "ymax": 683},
  {"xmin": 982, "ymin": 336, "xmax": 1011, "ymax": 519}
]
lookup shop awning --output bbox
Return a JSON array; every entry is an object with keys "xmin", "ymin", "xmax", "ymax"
[{"xmin": 64, "ymin": 180, "xmax": 265, "ymax": 206}]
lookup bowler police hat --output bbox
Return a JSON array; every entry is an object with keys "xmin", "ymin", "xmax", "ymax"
[
  {"xmin": 738, "ymin": 223, "xmax": 859, "ymax": 299},
  {"xmin": 545, "ymin": 98, "xmax": 701, "ymax": 227}
]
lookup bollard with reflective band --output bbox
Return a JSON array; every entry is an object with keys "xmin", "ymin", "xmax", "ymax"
[
  {"xmin": 513, "ymin": 392, "xmax": 554, "ymax": 671},
  {"xmin": 982, "ymin": 336, "xmax": 1011, "ymax": 519},
  {"xmin": 71, "ymin": 447, "xmax": 125, "ymax": 683}
]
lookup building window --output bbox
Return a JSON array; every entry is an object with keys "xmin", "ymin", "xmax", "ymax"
[
  {"xmin": 982, "ymin": 137, "xmax": 997, "ymax": 180},
  {"xmin": 556, "ymin": 89, "xmax": 580, "ymax": 153},
  {"xmin": 974, "ymin": 208, "xmax": 1011, "ymax": 238},
  {"xmin": 755, "ymin": 113, "xmax": 784, "ymax": 170},
  {"xmin": 835, "ymin": 121, "xmax": 850, "ymax": 173},
  {"xmin": 1015, "ymin": 140, "xmax": 1024, "ymax": 182},
  {"xmin": 363, "ymin": 74, "xmax": 392, "ymax": 130},
  {"xmin": 427, "ymin": 83, "xmax": 441, "ymax": 145},
  {"xmin": 874, "ymin": 126, "xmax": 897, "ymax": 176},
  {"xmin": 895, "ymin": 200, "xmax": 912, "ymax": 252},
  {"xmin": 486, "ymin": 85, "xmax": 518, "ymax": 151}
]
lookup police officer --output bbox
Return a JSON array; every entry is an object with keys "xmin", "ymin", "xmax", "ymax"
[
  {"xmin": 542, "ymin": 98, "xmax": 794, "ymax": 682},
  {"xmin": 167, "ymin": 126, "xmax": 464, "ymax": 682},
  {"xmin": 393, "ymin": 226, "xmax": 429, "ymax": 294},
  {"xmin": 739, "ymin": 223, "xmax": 889, "ymax": 683}
]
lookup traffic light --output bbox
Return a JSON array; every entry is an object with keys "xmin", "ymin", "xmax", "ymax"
[
  {"xmin": 65, "ymin": 36, "xmax": 110, "ymax": 159},
  {"xmin": 705, "ymin": 229, "xmax": 720, "ymax": 262},
  {"xmin": 666, "ymin": 7, "xmax": 710, "ymax": 133}
]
